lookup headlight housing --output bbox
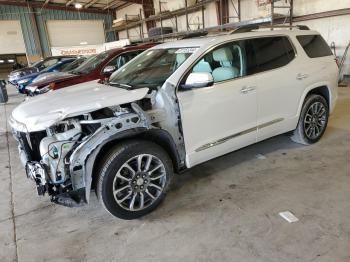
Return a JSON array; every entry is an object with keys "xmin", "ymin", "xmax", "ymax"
[
  {"xmin": 17, "ymin": 78, "xmax": 31, "ymax": 85},
  {"xmin": 27, "ymin": 85, "xmax": 38, "ymax": 93},
  {"xmin": 37, "ymin": 85, "xmax": 52, "ymax": 94},
  {"xmin": 27, "ymin": 85, "xmax": 51, "ymax": 95}
]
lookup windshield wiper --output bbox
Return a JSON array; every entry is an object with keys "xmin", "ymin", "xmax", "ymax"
[{"xmin": 71, "ymin": 70, "xmax": 83, "ymax": 75}]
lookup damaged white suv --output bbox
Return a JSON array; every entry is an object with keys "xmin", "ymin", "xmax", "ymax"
[{"xmin": 10, "ymin": 26, "xmax": 338, "ymax": 219}]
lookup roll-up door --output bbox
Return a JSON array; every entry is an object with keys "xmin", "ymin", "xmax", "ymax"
[{"xmin": 46, "ymin": 20, "xmax": 105, "ymax": 47}]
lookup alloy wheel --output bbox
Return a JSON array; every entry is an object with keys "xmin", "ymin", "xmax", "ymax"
[
  {"xmin": 112, "ymin": 154, "xmax": 167, "ymax": 211},
  {"xmin": 303, "ymin": 101, "xmax": 327, "ymax": 140}
]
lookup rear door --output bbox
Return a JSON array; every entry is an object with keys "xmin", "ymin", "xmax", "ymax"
[
  {"xmin": 296, "ymin": 34, "xmax": 339, "ymax": 113},
  {"xmin": 250, "ymin": 36, "xmax": 300, "ymax": 141}
]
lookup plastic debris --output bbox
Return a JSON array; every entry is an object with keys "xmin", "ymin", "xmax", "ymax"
[
  {"xmin": 279, "ymin": 211, "xmax": 299, "ymax": 223},
  {"xmin": 256, "ymin": 154, "xmax": 267, "ymax": 160}
]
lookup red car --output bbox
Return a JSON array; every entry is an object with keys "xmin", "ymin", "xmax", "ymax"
[{"xmin": 25, "ymin": 43, "xmax": 157, "ymax": 95}]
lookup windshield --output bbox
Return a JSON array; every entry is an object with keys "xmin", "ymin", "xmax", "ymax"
[
  {"xmin": 31, "ymin": 60, "xmax": 44, "ymax": 68},
  {"xmin": 109, "ymin": 47, "xmax": 198, "ymax": 89},
  {"xmin": 71, "ymin": 52, "xmax": 109, "ymax": 75},
  {"xmin": 61, "ymin": 57, "xmax": 86, "ymax": 72}
]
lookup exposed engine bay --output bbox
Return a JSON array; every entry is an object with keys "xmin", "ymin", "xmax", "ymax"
[{"xmin": 12, "ymin": 91, "xmax": 185, "ymax": 207}]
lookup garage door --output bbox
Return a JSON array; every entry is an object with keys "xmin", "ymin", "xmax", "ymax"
[
  {"xmin": 0, "ymin": 20, "xmax": 26, "ymax": 54},
  {"xmin": 46, "ymin": 20, "xmax": 105, "ymax": 47}
]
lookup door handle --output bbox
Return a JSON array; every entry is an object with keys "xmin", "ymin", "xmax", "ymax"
[
  {"xmin": 296, "ymin": 73, "xmax": 309, "ymax": 80},
  {"xmin": 241, "ymin": 86, "xmax": 256, "ymax": 94}
]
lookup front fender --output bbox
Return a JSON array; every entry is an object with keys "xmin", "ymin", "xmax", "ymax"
[{"xmin": 82, "ymin": 128, "xmax": 147, "ymax": 203}]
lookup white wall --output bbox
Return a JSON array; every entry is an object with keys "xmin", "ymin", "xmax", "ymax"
[
  {"xmin": 0, "ymin": 20, "xmax": 26, "ymax": 54},
  {"xmin": 294, "ymin": 0, "xmax": 350, "ymax": 15},
  {"xmin": 46, "ymin": 20, "xmax": 105, "ymax": 47},
  {"xmin": 116, "ymin": 3, "xmax": 149, "ymax": 41},
  {"xmin": 301, "ymin": 15, "xmax": 350, "ymax": 76}
]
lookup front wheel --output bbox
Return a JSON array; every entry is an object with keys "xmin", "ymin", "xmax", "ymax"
[
  {"xmin": 291, "ymin": 94, "xmax": 329, "ymax": 145},
  {"xmin": 96, "ymin": 140, "xmax": 173, "ymax": 219}
]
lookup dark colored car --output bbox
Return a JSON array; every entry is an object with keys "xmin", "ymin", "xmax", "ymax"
[
  {"xmin": 16, "ymin": 58, "xmax": 77, "ymax": 93},
  {"xmin": 30, "ymin": 56, "xmax": 88, "ymax": 84},
  {"xmin": 8, "ymin": 56, "xmax": 75, "ymax": 86},
  {"xmin": 25, "ymin": 43, "xmax": 157, "ymax": 96}
]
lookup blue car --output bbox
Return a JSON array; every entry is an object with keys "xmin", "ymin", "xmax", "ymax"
[
  {"xmin": 16, "ymin": 58, "xmax": 77, "ymax": 93},
  {"xmin": 8, "ymin": 56, "xmax": 75, "ymax": 86}
]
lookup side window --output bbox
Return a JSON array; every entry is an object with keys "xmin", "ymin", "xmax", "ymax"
[
  {"xmin": 44, "ymin": 58, "xmax": 58, "ymax": 67},
  {"xmin": 107, "ymin": 51, "xmax": 140, "ymax": 70},
  {"xmin": 296, "ymin": 35, "xmax": 333, "ymax": 58},
  {"xmin": 39, "ymin": 58, "xmax": 58, "ymax": 70},
  {"xmin": 190, "ymin": 41, "xmax": 246, "ymax": 83},
  {"xmin": 251, "ymin": 36, "xmax": 295, "ymax": 73},
  {"xmin": 54, "ymin": 61, "xmax": 70, "ymax": 71}
]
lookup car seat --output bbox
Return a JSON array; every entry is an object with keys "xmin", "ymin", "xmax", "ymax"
[
  {"xmin": 193, "ymin": 59, "xmax": 212, "ymax": 73},
  {"xmin": 212, "ymin": 47, "xmax": 239, "ymax": 82},
  {"xmin": 175, "ymin": 53, "xmax": 188, "ymax": 69}
]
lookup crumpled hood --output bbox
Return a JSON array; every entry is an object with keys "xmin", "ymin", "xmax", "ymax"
[{"xmin": 11, "ymin": 80, "xmax": 149, "ymax": 132}]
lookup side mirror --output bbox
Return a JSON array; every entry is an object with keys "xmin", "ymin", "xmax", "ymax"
[
  {"xmin": 182, "ymin": 72, "xmax": 214, "ymax": 89},
  {"xmin": 103, "ymin": 65, "xmax": 117, "ymax": 75}
]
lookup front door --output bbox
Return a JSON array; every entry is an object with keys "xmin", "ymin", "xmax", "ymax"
[{"xmin": 177, "ymin": 40, "xmax": 258, "ymax": 167}]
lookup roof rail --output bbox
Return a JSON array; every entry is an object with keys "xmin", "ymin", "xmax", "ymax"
[
  {"xmin": 231, "ymin": 24, "xmax": 310, "ymax": 34},
  {"xmin": 181, "ymin": 31, "xmax": 209, "ymax": 39}
]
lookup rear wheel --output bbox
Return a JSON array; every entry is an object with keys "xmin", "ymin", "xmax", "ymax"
[
  {"xmin": 96, "ymin": 140, "xmax": 173, "ymax": 219},
  {"xmin": 291, "ymin": 94, "xmax": 329, "ymax": 145}
]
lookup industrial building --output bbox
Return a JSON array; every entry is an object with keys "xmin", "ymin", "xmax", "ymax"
[{"xmin": 0, "ymin": 1, "xmax": 350, "ymax": 261}]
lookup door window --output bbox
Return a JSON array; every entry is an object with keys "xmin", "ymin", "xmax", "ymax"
[
  {"xmin": 190, "ymin": 41, "xmax": 246, "ymax": 83},
  {"xmin": 250, "ymin": 36, "xmax": 295, "ymax": 73}
]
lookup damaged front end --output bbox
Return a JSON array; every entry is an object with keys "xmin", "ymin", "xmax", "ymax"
[{"xmin": 11, "ymin": 102, "xmax": 158, "ymax": 207}]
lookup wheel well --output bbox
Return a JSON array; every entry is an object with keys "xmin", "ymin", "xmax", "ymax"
[
  {"xmin": 90, "ymin": 130, "xmax": 182, "ymax": 189},
  {"xmin": 307, "ymin": 86, "xmax": 330, "ymax": 107}
]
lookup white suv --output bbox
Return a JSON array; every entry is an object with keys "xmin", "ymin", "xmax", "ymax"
[{"xmin": 10, "ymin": 26, "xmax": 338, "ymax": 219}]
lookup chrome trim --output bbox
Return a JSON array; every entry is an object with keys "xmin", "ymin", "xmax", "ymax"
[
  {"xmin": 195, "ymin": 118, "xmax": 284, "ymax": 152},
  {"xmin": 257, "ymin": 118, "xmax": 284, "ymax": 129}
]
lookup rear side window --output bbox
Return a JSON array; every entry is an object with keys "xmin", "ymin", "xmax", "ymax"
[
  {"xmin": 250, "ymin": 36, "xmax": 295, "ymax": 74},
  {"xmin": 297, "ymin": 35, "xmax": 333, "ymax": 58}
]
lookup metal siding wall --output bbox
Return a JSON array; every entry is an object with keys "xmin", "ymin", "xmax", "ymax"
[{"xmin": 0, "ymin": 5, "xmax": 116, "ymax": 57}]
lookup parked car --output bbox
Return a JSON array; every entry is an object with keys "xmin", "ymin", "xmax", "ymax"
[
  {"xmin": 9, "ymin": 27, "xmax": 338, "ymax": 219},
  {"xmin": 8, "ymin": 56, "xmax": 75, "ymax": 86},
  {"xmin": 30, "ymin": 56, "xmax": 88, "ymax": 85},
  {"xmin": 25, "ymin": 43, "xmax": 156, "ymax": 96},
  {"xmin": 16, "ymin": 58, "xmax": 77, "ymax": 93}
]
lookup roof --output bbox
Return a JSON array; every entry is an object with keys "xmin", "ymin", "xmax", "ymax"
[
  {"xmin": 106, "ymin": 42, "xmax": 157, "ymax": 54},
  {"xmin": 152, "ymin": 28, "xmax": 320, "ymax": 50},
  {"xmin": 4, "ymin": 0, "xmax": 130, "ymax": 11}
]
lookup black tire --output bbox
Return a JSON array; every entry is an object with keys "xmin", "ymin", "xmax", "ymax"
[
  {"xmin": 96, "ymin": 140, "xmax": 173, "ymax": 220},
  {"xmin": 291, "ymin": 94, "xmax": 329, "ymax": 145}
]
